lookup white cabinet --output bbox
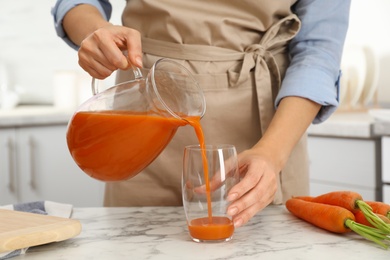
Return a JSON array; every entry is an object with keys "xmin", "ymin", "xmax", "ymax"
[
  {"xmin": 382, "ymin": 136, "xmax": 390, "ymax": 203},
  {"xmin": 383, "ymin": 185, "xmax": 390, "ymax": 204},
  {"xmin": 0, "ymin": 124, "xmax": 105, "ymax": 207},
  {"xmin": 0, "ymin": 128, "xmax": 18, "ymax": 204},
  {"xmin": 382, "ymin": 137, "xmax": 390, "ymax": 183},
  {"xmin": 307, "ymin": 136, "xmax": 380, "ymax": 201}
]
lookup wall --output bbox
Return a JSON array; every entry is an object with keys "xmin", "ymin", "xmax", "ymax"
[
  {"xmin": 343, "ymin": 0, "xmax": 390, "ymax": 108},
  {"xmin": 0, "ymin": 0, "xmax": 125, "ymax": 106},
  {"xmin": 0, "ymin": 1, "xmax": 389, "ymax": 107}
]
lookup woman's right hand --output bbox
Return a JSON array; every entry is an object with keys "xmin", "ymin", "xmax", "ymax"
[{"xmin": 78, "ymin": 23, "xmax": 143, "ymax": 79}]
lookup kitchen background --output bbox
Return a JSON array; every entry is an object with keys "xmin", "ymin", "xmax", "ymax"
[
  {"xmin": 0, "ymin": 1, "xmax": 390, "ymax": 207},
  {"xmin": 0, "ymin": 0, "xmax": 389, "ymax": 109},
  {"xmin": 0, "ymin": 0, "xmax": 126, "ymax": 109}
]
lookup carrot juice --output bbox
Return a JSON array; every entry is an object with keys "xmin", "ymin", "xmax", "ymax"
[
  {"xmin": 67, "ymin": 110, "xmax": 187, "ymax": 181},
  {"xmin": 188, "ymin": 216, "xmax": 234, "ymax": 241},
  {"xmin": 185, "ymin": 118, "xmax": 235, "ymax": 241}
]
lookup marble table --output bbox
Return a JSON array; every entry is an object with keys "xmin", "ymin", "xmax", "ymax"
[{"xmin": 12, "ymin": 206, "xmax": 389, "ymax": 259}]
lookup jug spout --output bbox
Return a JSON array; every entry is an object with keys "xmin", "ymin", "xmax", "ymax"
[{"xmin": 147, "ymin": 58, "xmax": 206, "ymax": 120}]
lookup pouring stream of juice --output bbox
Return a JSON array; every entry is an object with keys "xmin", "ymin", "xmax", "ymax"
[{"xmin": 186, "ymin": 117, "xmax": 213, "ymax": 223}]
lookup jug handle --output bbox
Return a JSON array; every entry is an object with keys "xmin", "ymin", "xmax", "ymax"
[{"xmin": 91, "ymin": 65, "xmax": 143, "ymax": 95}]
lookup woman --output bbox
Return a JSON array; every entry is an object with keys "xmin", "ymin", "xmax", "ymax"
[{"xmin": 52, "ymin": 0, "xmax": 351, "ymax": 228}]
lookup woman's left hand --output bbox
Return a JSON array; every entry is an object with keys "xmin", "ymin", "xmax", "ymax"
[{"xmin": 226, "ymin": 147, "xmax": 280, "ymax": 227}]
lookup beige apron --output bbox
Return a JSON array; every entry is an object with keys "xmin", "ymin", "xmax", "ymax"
[{"xmin": 104, "ymin": 0, "xmax": 309, "ymax": 206}]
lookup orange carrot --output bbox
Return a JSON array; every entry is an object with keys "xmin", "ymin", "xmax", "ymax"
[
  {"xmin": 378, "ymin": 214, "xmax": 390, "ymax": 224},
  {"xmin": 295, "ymin": 191, "xmax": 361, "ymax": 213},
  {"xmin": 292, "ymin": 196, "xmax": 315, "ymax": 202},
  {"xmin": 354, "ymin": 210, "xmax": 371, "ymax": 227},
  {"xmin": 355, "ymin": 210, "xmax": 390, "ymax": 227},
  {"xmin": 286, "ymin": 198, "xmax": 390, "ymax": 248},
  {"xmin": 286, "ymin": 198, "xmax": 352, "ymax": 233},
  {"xmin": 365, "ymin": 201, "xmax": 390, "ymax": 219},
  {"xmin": 294, "ymin": 191, "xmax": 390, "ymax": 234}
]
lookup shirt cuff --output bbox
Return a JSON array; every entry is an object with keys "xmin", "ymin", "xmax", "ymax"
[
  {"xmin": 51, "ymin": 0, "xmax": 110, "ymax": 50},
  {"xmin": 276, "ymin": 66, "xmax": 341, "ymax": 124}
]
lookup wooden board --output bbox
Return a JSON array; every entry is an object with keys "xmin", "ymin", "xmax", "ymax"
[{"xmin": 0, "ymin": 209, "xmax": 82, "ymax": 253}]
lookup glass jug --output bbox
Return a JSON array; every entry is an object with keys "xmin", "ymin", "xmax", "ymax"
[{"xmin": 66, "ymin": 58, "xmax": 206, "ymax": 182}]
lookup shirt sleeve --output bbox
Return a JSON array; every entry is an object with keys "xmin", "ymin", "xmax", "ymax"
[
  {"xmin": 51, "ymin": 0, "xmax": 113, "ymax": 50},
  {"xmin": 275, "ymin": 0, "xmax": 351, "ymax": 124}
]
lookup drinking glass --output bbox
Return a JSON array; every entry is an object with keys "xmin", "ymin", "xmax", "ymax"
[{"xmin": 182, "ymin": 144, "xmax": 240, "ymax": 242}]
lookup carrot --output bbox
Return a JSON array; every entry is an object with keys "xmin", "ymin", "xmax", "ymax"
[
  {"xmin": 355, "ymin": 210, "xmax": 390, "ymax": 227},
  {"xmin": 294, "ymin": 191, "xmax": 390, "ymax": 234},
  {"xmin": 286, "ymin": 198, "xmax": 352, "ymax": 233},
  {"xmin": 378, "ymin": 214, "xmax": 390, "ymax": 224},
  {"xmin": 292, "ymin": 196, "xmax": 315, "ymax": 202},
  {"xmin": 354, "ymin": 210, "xmax": 371, "ymax": 227},
  {"xmin": 295, "ymin": 191, "xmax": 362, "ymax": 213},
  {"xmin": 286, "ymin": 198, "xmax": 390, "ymax": 249},
  {"xmin": 365, "ymin": 201, "xmax": 390, "ymax": 219}
]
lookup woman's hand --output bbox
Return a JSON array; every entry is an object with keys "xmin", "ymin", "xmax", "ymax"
[
  {"xmin": 62, "ymin": 4, "xmax": 143, "ymax": 79},
  {"xmin": 78, "ymin": 24, "xmax": 143, "ymax": 79},
  {"xmin": 225, "ymin": 96, "xmax": 322, "ymax": 228},
  {"xmin": 226, "ymin": 147, "xmax": 280, "ymax": 228}
]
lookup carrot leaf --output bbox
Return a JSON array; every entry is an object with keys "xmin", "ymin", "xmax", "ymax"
[
  {"xmin": 346, "ymin": 219, "xmax": 390, "ymax": 249},
  {"xmin": 357, "ymin": 200, "xmax": 390, "ymax": 234}
]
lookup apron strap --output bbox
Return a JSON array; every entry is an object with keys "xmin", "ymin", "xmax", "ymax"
[
  {"xmin": 237, "ymin": 15, "xmax": 301, "ymax": 133},
  {"xmin": 142, "ymin": 14, "xmax": 301, "ymax": 133}
]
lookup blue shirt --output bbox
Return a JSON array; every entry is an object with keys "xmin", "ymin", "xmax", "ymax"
[{"xmin": 52, "ymin": 0, "xmax": 351, "ymax": 124}]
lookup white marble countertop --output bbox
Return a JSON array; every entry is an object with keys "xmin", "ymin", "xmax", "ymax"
[{"xmin": 13, "ymin": 206, "xmax": 390, "ymax": 260}]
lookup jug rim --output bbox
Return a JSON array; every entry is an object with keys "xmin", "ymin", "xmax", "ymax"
[
  {"xmin": 90, "ymin": 58, "xmax": 206, "ymax": 121},
  {"xmin": 149, "ymin": 58, "xmax": 206, "ymax": 121}
]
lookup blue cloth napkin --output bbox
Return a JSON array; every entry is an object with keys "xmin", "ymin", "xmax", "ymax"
[{"xmin": 0, "ymin": 201, "xmax": 73, "ymax": 260}]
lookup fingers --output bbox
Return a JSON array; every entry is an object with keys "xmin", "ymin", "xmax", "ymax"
[
  {"xmin": 226, "ymin": 160, "xmax": 277, "ymax": 228},
  {"xmin": 124, "ymin": 29, "xmax": 143, "ymax": 68},
  {"xmin": 78, "ymin": 25, "xmax": 143, "ymax": 79},
  {"xmin": 78, "ymin": 45, "xmax": 116, "ymax": 79},
  {"xmin": 193, "ymin": 161, "xmax": 239, "ymax": 194},
  {"xmin": 229, "ymin": 183, "xmax": 276, "ymax": 228},
  {"xmin": 193, "ymin": 172, "xmax": 224, "ymax": 194}
]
